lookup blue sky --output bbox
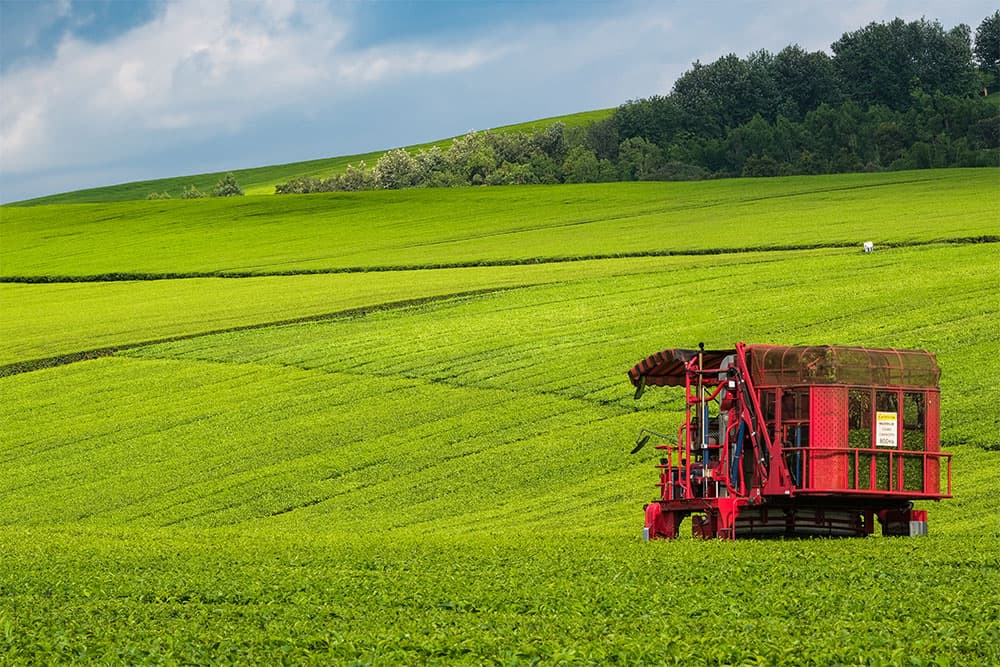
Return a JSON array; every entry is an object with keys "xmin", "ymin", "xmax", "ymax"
[{"xmin": 0, "ymin": 0, "xmax": 995, "ymax": 202}]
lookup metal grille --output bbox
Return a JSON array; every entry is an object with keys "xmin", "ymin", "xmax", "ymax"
[
  {"xmin": 809, "ymin": 386, "xmax": 848, "ymax": 489},
  {"xmin": 750, "ymin": 345, "xmax": 940, "ymax": 388}
]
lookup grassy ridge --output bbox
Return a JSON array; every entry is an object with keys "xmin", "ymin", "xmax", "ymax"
[
  {"xmin": 9, "ymin": 110, "xmax": 612, "ymax": 205},
  {"xmin": 2, "ymin": 170, "xmax": 999, "ymax": 663},
  {"xmin": 2, "ymin": 169, "xmax": 997, "ymax": 278}
]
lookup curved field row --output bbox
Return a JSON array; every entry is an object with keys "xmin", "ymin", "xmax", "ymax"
[
  {"xmin": 124, "ymin": 244, "xmax": 1000, "ymax": 447},
  {"xmin": 0, "ymin": 275, "xmax": 527, "ymax": 368},
  {"xmin": 0, "ymin": 253, "xmax": 740, "ymax": 367},
  {"xmin": 0, "ymin": 356, "xmax": 644, "ymax": 530},
  {"xmin": 10, "ymin": 243, "xmax": 957, "ymax": 369},
  {"xmin": 2, "ymin": 242, "xmax": 996, "ymax": 536}
]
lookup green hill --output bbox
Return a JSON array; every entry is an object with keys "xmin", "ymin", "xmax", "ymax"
[
  {"xmin": 10, "ymin": 109, "xmax": 612, "ymax": 206},
  {"xmin": 3, "ymin": 169, "xmax": 996, "ymax": 280},
  {"xmin": 1, "ymin": 170, "xmax": 998, "ymax": 663}
]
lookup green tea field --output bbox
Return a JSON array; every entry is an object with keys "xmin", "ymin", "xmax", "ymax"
[{"xmin": 1, "ymin": 169, "xmax": 999, "ymax": 664}]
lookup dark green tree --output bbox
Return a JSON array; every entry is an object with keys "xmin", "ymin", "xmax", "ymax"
[
  {"xmin": 725, "ymin": 114, "xmax": 775, "ymax": 172},
  {"xmin": 486, "ymin": 162, "xmax": 539, "ymax": 185},
  {"xmin": 531, "ymin": 122, "xmax": 568, "ymax": 162},
  {"xmin": 488, "ymin": 131, "xmax": 535, "ymax": 165},
  {"xmin": 584, "ymin": 116, "xmax": 620, "ymax": 160},
  {"xmin": 741, "ymin": 154, "xmax": 787, "ymax": 177},
  {"xmin": 803, "ymin": 102, "xmax": 866, "ymax": 168},
  {"xmin": 671, "ymin": 51, "xmax": 779, "ymax": 135},
  {"xmin": 974, "ymin": 11, "xmax": 1000, "ymax": 92},
  {"xmin": 873, "ymin": 118, "xmax": 910, "ymax": 164},
  {"xmin": 770, "ymin": 45, "xmax": 842, "ymax": 119},
  {"xmin": 523, "ymin": 153, "xmax": 558, "ymax": 184},
  {"xmin": 618, "ymin": 137, "xmax": 663, "ymax": 180},
  {"xmin": 832, "ymin": 18, "xmax": 976, "ymax": 111},
  {"xmin": 562, "ymin": 146, "xmax": 601, "ymax": 183},
  {"xmin": 614, "ymin": 95, "xmax": 680, "ymax": 146}
]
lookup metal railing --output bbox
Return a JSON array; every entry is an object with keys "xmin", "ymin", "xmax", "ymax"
[{"xmin": 782, "ymin": 446, "xmax": 952, "ymax": 497}]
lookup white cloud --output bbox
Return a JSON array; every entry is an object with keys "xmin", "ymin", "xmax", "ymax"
[
  {"xmin": 336, "ymin": 46, "xmax": 496, "ymax": 85},
  {"xmin": 0, "ymin": 0, "xmax": 496, "ymax": 178},
  {"xmin": 2, "ymin": 0, "xmax": 995, "ymax": 202}
]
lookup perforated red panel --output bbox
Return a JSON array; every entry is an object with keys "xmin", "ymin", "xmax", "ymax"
[
  {"xmin": 810, "ymin": 386, "xmax": 848, "ymax": 489},
  {"xmin": 925, "ymin": 390, "xmax": 941, "ymax": 492}
]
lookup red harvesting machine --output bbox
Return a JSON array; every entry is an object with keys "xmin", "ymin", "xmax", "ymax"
[{"xmin": 629, "ymin": 343, "xmax": 952, "ymax": 539}]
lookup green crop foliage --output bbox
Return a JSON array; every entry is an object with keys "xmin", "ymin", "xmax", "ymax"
[
  {"xmin": 0, "ymin": 527, "xmax": 997, "ymax": 664},
  {"xmin": 0, "ymin": 259, "xmax": 640, "ymax": 365},
  {"xmin": 1, "ymin": 169, "xmax": 999, "ymax": 664},
  {"xmin": 2, "ymin": 169, "xmax": 996, "ymax": 279}
]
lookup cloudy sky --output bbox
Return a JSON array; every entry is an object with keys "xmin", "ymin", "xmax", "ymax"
[{"xmin": 0, "ymin": 0, "xmax": 994, "ymax": 202}]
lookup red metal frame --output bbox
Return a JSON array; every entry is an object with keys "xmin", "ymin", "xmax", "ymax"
[{"xmin": 631, "ymin": 342, "xmax": 951, "ymax": 539}]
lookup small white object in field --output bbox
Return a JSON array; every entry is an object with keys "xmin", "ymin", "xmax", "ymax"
[{"xmin": 863, "ymin": 241, "xmax": 874, "ymax": 253}]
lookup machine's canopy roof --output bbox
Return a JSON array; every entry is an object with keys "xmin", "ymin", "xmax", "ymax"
[
  {"xmin": 628, "ymin": 348, "xmax": 735, "ymax": 388},
  {"xmin": 629, "ymin": 345, "xmax": 940, "ymax": 390}
]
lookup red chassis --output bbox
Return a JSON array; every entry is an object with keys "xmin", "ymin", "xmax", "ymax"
[{"xmin": 629, "ymin": 343, "xmax": 951, "ymax": 539}]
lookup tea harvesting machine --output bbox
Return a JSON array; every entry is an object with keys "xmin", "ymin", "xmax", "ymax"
[{"xmin": 629, "ymin": 343, "xmax": 951, "ymax": 539}]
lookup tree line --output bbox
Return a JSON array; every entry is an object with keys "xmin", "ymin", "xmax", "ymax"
[
  {"xmin": 270, "ymin": 12, "xmax": 999, "ymax": 194},
  {"xmin": 147, "ymin": 173, "xmax": 244, "ymax": 199}
]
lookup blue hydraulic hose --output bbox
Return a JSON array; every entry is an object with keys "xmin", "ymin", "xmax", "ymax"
[
  {"xmin": 795, "ymin": 426, "xmax": 803, "ymax": 487},
  {"xmin": 732, "ymin": 422, "xmax": 746, "ymax": 493}
]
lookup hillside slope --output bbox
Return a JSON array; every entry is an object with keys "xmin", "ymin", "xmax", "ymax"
[
  {"xmin": 2, "ymin": 242, "xmax": 998, "ymax": 529},
  {"xmin": 3, "ymin": 169, "xmax": 996, "ymax": 279},
  {"xmin": 1, "ymin": 171, "xmax": 998, "ymax": 663},
  {"xmin": 10, "ymin": 110, "xmax": 612, "ymax": 206}
]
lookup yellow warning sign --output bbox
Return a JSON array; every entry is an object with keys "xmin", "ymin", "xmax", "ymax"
[{"xmin": 876, "ymin": 411, "xmax": 898, "ymax": 448}]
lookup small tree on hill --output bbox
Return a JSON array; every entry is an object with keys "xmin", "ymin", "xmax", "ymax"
[
  {"xmin": 485, "ymin": 162, "xmax": 538, "ymax": 185},
  {"xmin": 181, "ymin": 184, "xmax": 208, "ymax": 199},
  {"xmin": 618, "ymin": 136, "xmax": 663, "ymax": 180},
  {"xmin": 373, "ymin": 149, "xmax": 420, "ymax": 189},
  {"xmin": 414, "ymin": 147, "xmax": 447, "ymax": 184},
  {"xmin": 562, "ymin": 146, "xmax": 601, "ymax": 183},
  {"xmin": 340, "ymin": 161, "xmax": 374, "ymax": 191},
  {"xmin": 212, "ymin": 173, "xmax": 244, "ymax": 197}
]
